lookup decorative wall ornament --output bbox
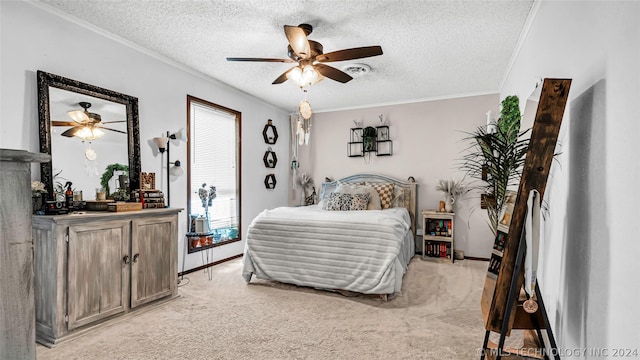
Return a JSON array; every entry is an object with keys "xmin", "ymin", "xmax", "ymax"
[
  {"xmin": 263, "ymin": 147, "xmax": 277, "ymax": 168},
  {"xmin": 295, "ymin": 113, "xmax": 311, "ymax": 146},
  {"xmin": 289, "ymin": 112, "xmax": 310, "ymax": 192},
  {"xmin": 263, "ymin": 119, "xmax": 278, "ymax": 144},
  {"xmin": 100, "ymin": 163, "xmax": 129, "ymax": 198},
  {"xmin": 297, "ymin": 173, "xmax": 315, "ymax": 205},
  {"xmin": 264, "ymin": 174, "xmax": 276, "ymax": 189},
  {"xmin": 348, "ymin": 122, "xmax": 393, "ymax": 157},
  {"xmin": 140, "ymin": 172, "xmax": 156, "ymax": 190}
]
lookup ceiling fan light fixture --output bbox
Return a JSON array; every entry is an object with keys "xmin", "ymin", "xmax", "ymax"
[
  {"xmin": 287, "ymin": 65, "xmax": 322, "ymax": 88},
  {"xmin": 76, "ymin": 126, "xmax": 105, "ymax": 141},
  {"xmin": 302, "ymin": 65, "xmax": 318, "ymax": 84},
  {"xmin": 67, "ymin": 109, "xmax": 89, "ymax": 123},
  {"xmin": 287, "ymin": 66, "xmax": 303, "ymax": 85}
]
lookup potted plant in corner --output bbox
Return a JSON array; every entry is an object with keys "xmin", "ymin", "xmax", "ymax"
[{"xmin": 461, "ymin": 95, "xmax": 530, "ymax": 234}]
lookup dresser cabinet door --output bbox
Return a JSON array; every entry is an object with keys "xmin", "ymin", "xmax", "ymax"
[
  {"xmin": 130, "ymin": 215, "xmax": 177, "ymax": 308},
  {"xmin": 66, "ymin": 220, "xmax": 130, "ymax": 330}
]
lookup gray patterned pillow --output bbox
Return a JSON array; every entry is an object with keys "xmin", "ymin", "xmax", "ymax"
[
  {"xmin": 350, "ymin": 193, "xmax": 370, "ymax": 211},
  {"xmin": 326, "ymin": 193, "xmax": 352, "ymax": 211},
  {"xmin": 326, "ymin": 192, "xmax": 370, "ymax": 211}
]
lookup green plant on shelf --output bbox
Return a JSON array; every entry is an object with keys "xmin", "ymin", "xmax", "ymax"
[
  {"xmin": 100, "ymin": 163, "xmax": 129, "ymax": 198},
  {"xmin": 460, "ymin": 95, "xmax": 529, "ymax": 234}
]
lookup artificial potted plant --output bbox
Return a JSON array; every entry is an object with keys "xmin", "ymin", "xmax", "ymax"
[
  {"xmin": 461, "ymin": 95, "xmax": 529, "ymax": 234},
  {"xmin": 435, "ymin": 178, "xmax": 464, "ymax": 212}
]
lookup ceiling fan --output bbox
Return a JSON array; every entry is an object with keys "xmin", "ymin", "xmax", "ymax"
[
  {"xmin": 226, "ymin": 23, "xmax": 383, "ymax": 87},
  {"xmin": 51, "ymin": 102, "xmax": 126, "ymax": 140}
]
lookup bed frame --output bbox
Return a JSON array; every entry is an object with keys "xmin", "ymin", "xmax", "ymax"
[{"xmin": 320, "ymin": 173, "xmax": 418, "ymax": 237}]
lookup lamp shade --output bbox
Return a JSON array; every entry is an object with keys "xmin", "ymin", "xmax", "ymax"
[
  {"xmin": 153, "ymin": 136, "xmax": 169, "ymax": 152},
  {"xmin": 170, "ymin": 128, "xmax": 187, "ymax": 142},
  {"xmin": 169, "ymin": 160, "xmax": 184, "ymax": 176}
]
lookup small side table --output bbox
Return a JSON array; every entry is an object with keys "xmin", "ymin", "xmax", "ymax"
[
  {"xmin": 422, "ymin": 210, "xmax": 455, "ymax": 263},
  {"xmin": 185, "ymin": 231, "xmax": 215, "ymax": 280}
]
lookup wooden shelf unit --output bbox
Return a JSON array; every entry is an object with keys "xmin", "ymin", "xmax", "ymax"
[{"xmin": 422, "ymin": 210, "xmax": 454, "ymax": 263}]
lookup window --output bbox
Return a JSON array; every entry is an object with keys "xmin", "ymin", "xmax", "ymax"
[{"xmin": 187, "ymin": 95, "xmax": 241, "ymax": 244}]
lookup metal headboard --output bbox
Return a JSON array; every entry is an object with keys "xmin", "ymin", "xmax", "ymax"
[{"xmin": 320, "ymin": 173, "xmax": 418, "ymax": 236}]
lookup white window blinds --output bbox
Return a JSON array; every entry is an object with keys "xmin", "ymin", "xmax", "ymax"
[{"xmin": 189, "ymin": 101, "xmax": 238, "ymax": 229}]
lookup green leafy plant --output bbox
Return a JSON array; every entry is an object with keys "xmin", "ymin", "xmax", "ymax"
[
  {"xmin": 461, "ymin": 96, "xmax": 529, "ymax": 234},
  {"xmin": 497, "ymin": 95, "xmax": 521, "ymax": 141},
  {"xmin": 362, "ymin": 126, "xmax": 377, "ymax": 152},
  {"xmin": 100, "ymin": 163, "xmax": 129, "ymax": 198},
  {"xmin": 52, "ymin": 169, "xmax": 70, "ymax": 201}
]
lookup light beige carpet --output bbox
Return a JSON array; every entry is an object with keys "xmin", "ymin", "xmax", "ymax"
[{"xmin": 37, "ymin": 257, "xmax": 490, "ymax": 360}]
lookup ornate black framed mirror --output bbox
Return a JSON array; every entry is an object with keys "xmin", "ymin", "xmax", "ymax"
[{"xmin": 37, "ymin": 70, "xmax": 141, "ymax": 200}]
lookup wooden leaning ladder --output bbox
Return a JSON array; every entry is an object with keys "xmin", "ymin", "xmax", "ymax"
[{"xmin": 480, "ymin": 79, "xmax": 572, "ymax": 360}]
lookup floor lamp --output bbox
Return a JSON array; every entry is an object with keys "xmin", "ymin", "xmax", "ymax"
[{"xmin": 153, "ymin": 129, "xmax": 185, "ymax": 207}]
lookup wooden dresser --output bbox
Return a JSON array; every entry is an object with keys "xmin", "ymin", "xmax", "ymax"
[{"xmin": 32, "ymin": 208, "xmax": 181, "ymax": 346}]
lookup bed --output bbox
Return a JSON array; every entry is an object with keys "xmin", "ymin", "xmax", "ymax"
[{"xmin": 242, "ymin": 173, "xmax": 417, "ymax": 298}]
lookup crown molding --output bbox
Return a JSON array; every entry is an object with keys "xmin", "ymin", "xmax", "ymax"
[
  {"xmin": 498, "ymin": 0, "xmax": 542, "ymax": 92},
  {"xmin": 316, "ymin": 90, "xmax": 499, "ymax": 113}
]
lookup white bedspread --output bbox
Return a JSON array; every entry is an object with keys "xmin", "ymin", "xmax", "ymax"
[{"xmin": 242, "ymin": 205, "xmax": 414, "ymax": 295}]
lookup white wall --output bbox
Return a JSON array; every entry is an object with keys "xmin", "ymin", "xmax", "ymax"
[
  {"xmin": 501, "ymin": 1, "xmax": 640, "ymax": 357},
  {"xmin": 306, "ymin": 94, "xmax": 501, "ymax": 258},
  {"xmin": 0, "ymin": 1, "xmax": 290, "ymax": 272}
]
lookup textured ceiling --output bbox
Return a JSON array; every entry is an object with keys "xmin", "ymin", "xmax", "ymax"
[{"xmin": 38, "ymin": 0, "xmax": 534, "ymax": 112}]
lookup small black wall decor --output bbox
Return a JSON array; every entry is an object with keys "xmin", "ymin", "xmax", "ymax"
[
  {"xmin": 263, "ymin": 147, "xmax": 277, "ymax": 168},
  {"xmin": 263, "ymin": 119, "xmax": 278, "ymax": 144},
  {"xmin": 264, "ymin": 174, "xmax": 276, "ymax": 189},
  {"xmin": 347, "ymin": 124, "xmax": 393, "ymax": 157}
]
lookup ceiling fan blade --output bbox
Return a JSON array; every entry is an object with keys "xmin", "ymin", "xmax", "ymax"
[
  {"xmin": 100, "ymin": 127, "xmax": 127, "ymax": 134},
  {"xmin": 316, "ymin": 46, "xmax": 383, "ymax": 62},
  {"xmin": 284, "ymin": 25, "xmax": 311, "ymax": 60},
  {"xmin": 61, "ymin": 126, "xmax": 81, "ymax": 137},
  {"xmin": 226, "ymin": 57, "xmax": 295, "ymax": 63},
  {"xmin": 314, "ymin": 64, "xmax": 353, "ymax": 83},
  {"xmin": 52, "ymin": 121, "xmax": 78, "ymax": 127},
  {"xmin": 272, "ymin": 66, "xmax": 297, "ymax": 84},
  {"xmin": 101, "ymin": 120, "xmax": 126, "ymax": 124}
]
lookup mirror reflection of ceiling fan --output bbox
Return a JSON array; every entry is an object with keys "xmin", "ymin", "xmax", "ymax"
[
  {"xmin": 51, "ymin": 102, "xmax": 126, "ymax": 141},
  {"xmin": 226, "ymin": 23, "xmax": 383, "ymax": 87}
]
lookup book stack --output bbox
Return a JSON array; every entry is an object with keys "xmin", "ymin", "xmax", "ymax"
[
  {"xmin": 132, "ymin": 189, "xmax": 165, "ymax": 209},
  {"xmin": 425, "ymin": 219, "xmax": 453, "ymax": 237},
  {"xmin": 424, "ymin": 241, "xmax": 452, "ymax": 259}
]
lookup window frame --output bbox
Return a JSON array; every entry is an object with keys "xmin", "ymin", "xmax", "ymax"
[{"xmin": 186, "ymin": 95, "xmax": 242, "ymax": 246}]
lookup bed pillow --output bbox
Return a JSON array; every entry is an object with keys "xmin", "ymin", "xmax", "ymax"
[
  {"xmin": 325, "ymin": 192, "xmax": 370, "ymax": 211},
  {"xmin": 391, "ymin": 186, "xmax": 405, "ymax": 208},
  {"xmin": 349, "ymin": 193, "xmax": 370, "ymax": 210},
  {"xmin": 365, "ymin": 182, "xmax": 395, "ymax": 209},
  {"xmin": 335, "ymin": 184, "xmax": 382, "ymax": 210}
]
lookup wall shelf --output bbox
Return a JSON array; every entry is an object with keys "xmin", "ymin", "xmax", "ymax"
[{"xmin": 347, "ymin": 125, "xmax": 393, "ymax": 157}]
